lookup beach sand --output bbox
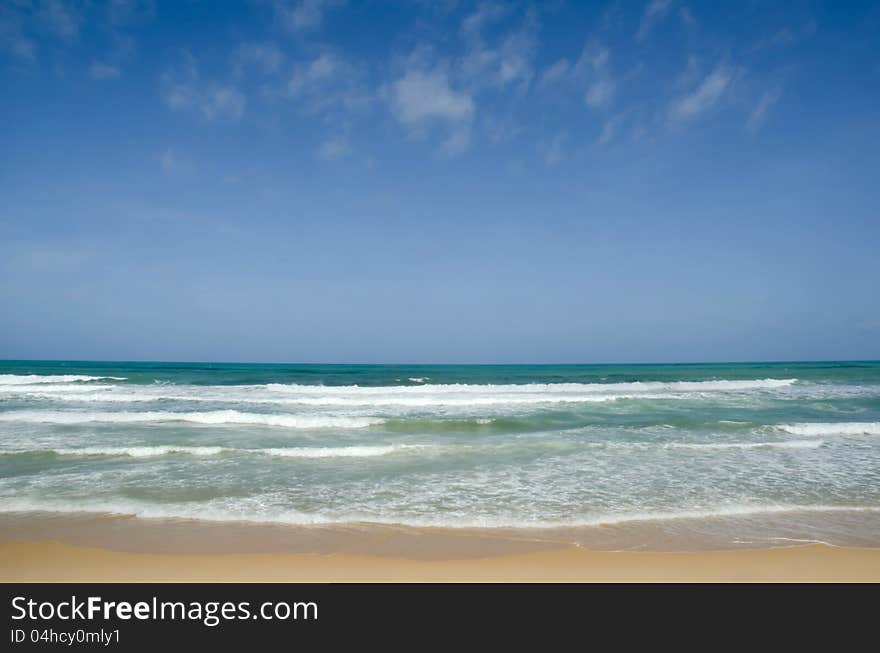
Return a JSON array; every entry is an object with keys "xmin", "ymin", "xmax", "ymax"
[
  {"xmin": 2, "ymin": 512, "xmax": 879, "ymax": 582},
  {"xmin": 3, "ymin": 539, "xmax": 880, "ymax": 582}
]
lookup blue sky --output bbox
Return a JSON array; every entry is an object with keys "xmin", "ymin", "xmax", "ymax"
[{"xmin": 1, "ymin": 0, "xmax": 879, "ymax": 363}]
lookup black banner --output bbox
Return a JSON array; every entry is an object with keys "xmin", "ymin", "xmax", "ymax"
[{"xmin": 2, "ymin": 583, "xmax": 876, "ymax": 649}]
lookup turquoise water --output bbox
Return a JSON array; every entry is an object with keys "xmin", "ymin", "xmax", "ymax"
[{"xmin": 1, "ymin": 360, "xmax": 879, "ymax": 545}]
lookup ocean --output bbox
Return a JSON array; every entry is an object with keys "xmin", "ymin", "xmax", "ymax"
[{"xmin": 1, "ymin": 360, "xmax": 879, "ymax": 550}]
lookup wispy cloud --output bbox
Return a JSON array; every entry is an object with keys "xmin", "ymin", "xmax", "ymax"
[
  {"xmin": 460, "ymin": 2, "xmax": 509, "ymax": 39},
  {"xmin": 746, "ymin": 88, "xmax": 781, "ymax": 133},
  {"xmin": 160, "ymin": 147, "xmax": 194, "ymax": 176},
  {"xmin": 575, "ymin": 45, "xmax": 616, "ymax": 110},
  {"xmin": 2, "ymin": 0, "xmax": 151, "ymax": 69},
  {"xmin": 669, "ymin": 64, "xmax": 734, "ymax": 122},
  {"xmin": 636, "ymin": 0, "xmax": 674, "ymax": 42},
  {"xmin": 318, "ymin": 136, "xmax": 351, "ymax": 160},
  {"xmin": 0, "ymin": 6, "xmax": 35, "ymax": 61},
  {"xmin": 585, "ymin": 77, "xmax": 615, "ymax": 109},
  {"xmin": 161, "ymin": 53, "xmax": 246, "ymax": 121},
  {"xmin": 537, "ymin": 42, "xmax": 617, "ymax": 112},
  {"xmin": 106, "ymin": 0, "xmax": 156, "ymax": 28},
  {"xmin": 89, "ymin": 61, "xmax": 120, "ymax": 80},
  {"xmin": 752, "ymin": 20, "xmax": 817, "ymax": 51},
  {"xmin": 232, "ymin": 42, "xmax": 283, "ymax": 77},
  {"xmin": 538, "ymin": 58, "xmax": 570, "ymax": 88},
  {"xmin": 596, "ymin": 110, "xmax": 634, "ymax": 145},
  {"xmin": 538, "ymin": 131, "xmax": 567, "ymax": 166},
  {"xmin": 287, "ymin": 51, "xmax": 370, "ymax": 113},
  {"xmin": 289, "ymin": 52, "xmax": 339, "ymax": 93},
  {"xmin": 275, "ymin": 0, "xmax": 342, "ymax": 33},
  {"xmin": 440, "ymin": 125, "xmax": 471, "ymax": 156},
  {"xmin": 679, "ymin": 5, "xmax": 697, "ymax": 30},
  {"xmin": 91, "ymin": 2, "xmax": 155, "ymax": 79},
  {"xmin": 37, "ymin": 0, "xmax": 84, "ymax": 41},
  {"xmin": 458, "ymin": 4, "xmax": 539, "ymax": 93}
]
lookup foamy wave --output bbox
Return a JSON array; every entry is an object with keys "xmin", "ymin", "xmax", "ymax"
[
  {"xmin": 1, "ymin": 501, "xmax": 877, "ymax": 529},
  {"xmin": 775, "ymin": 422, "xmax": 880, "ymax": 437},
  {"xmin": 24, "ymin": 446, "xmax": 228, "ymax": 457},
  {"xmin": 264, "ymin": 378, "xmax": 798, "ymax": 395},
  {"xmin": 0, "ymin": 374, "xmax": 125, "ymax": 385},
  {"xmin": 2, "ymin": 444, "xmax": 423, "ymax": 459},
  {"xmin": 0, "ymin": 410, "xmax": 382, "ymax": 429},
  {"xmin": 663, "ymin": 440, "xmax": 823, "ymax": 450},
  {"xmin": 260, "ymin": 444, "xmax": 425, "ymax": 458},
  {"xmin": 0, "ymin": 377, "xmax": 799, "ymax": 407}
]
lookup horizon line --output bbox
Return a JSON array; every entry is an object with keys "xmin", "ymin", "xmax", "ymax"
[{"xmin": 1, "ymin": 358, "xmax": 878, "ymax": 367}]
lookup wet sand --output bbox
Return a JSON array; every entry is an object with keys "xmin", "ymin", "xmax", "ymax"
[{"xmin": 1, "ymin": 512, "xmax": 879, "ymax": 582}]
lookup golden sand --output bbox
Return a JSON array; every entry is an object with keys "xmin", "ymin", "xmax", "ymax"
[{"xmin": 3, "ymin": 540, "xmax": 879, "ymax": 582}]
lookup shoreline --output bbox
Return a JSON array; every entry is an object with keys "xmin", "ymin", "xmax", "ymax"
[
  {"xmin": 3, "ymin": 540, "xmax": 880, "ymax": 582},
  {"xmin": 3, "ymin": 509, "xmax": 880, "ymax": 557}
]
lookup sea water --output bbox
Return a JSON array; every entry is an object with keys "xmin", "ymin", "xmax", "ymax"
[{"xmin": 1, "ymin": 360, "xmax": 879, "ymax": 548}]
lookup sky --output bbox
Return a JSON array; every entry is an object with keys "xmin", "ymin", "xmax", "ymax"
[{"xmin": 1, "ymin": 0, "xmax": 879, "ymax": 364}]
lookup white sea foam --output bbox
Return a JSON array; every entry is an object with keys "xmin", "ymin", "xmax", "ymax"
[
  {"xmin": 1, "ymin": 500, "xmax": 877, "ymax": 529},
  {"xmin": 775, "ymin": 422, "xmax": 880, "ymax": 437},
  {"xmin": 263, "ymin": 378, "xmax": 797, "ymax": 395},
  {"xmin": 662, "ymin": 440, "xmax": 823, "ymax": 450},
  {"xmin": 0, "ymin": 377, "xmax": 800, "ymax": 407},
  {"xmin": 2, "ymin": 444, "xmax": 424, "ymax": 459},
  {"xmin": 260, "ymin": 444, "xmax": 426, "ymax": 458},
  {"xmin": 35, "ymin": 446, "xmax": 228, "ymax": 457},
  {"xmin": 0, "ymin": 374, "xmax": 125, "ymax": 385},
  {"xmin": 0, "ymin": 410, "xmax": 382, "ymax": 429}
]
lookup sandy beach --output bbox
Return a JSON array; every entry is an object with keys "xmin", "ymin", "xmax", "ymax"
[
  {"xmin": 3, "ymin": 539, "xmax": 880, "ymax": 582},
  {"xmin": 2, "ymin": 513, "xmax": 879, "ymax": 582}
]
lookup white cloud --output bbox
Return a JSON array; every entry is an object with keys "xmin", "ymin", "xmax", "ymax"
[
  {"xmin": 161, "ymin": 53, "xmax": 246, "ymax": 121},
  {"xmin": 571, "ymin": 45, "xmax": 616, "ymax": 111},
  {"xmin": 669, "ymin": 65, "xmax": 733, "ymax": 122},
  {"xmin": 160, "ymin": 148, "xmax": 194, "ymax": 176},
  {"xmin": 275, "ymin": 0, "xmax": 341, "ymax": 32},
  {"xmin": 679, "ymin": 6, "xmax": 697, "ymax": 29},
  {"xmin": 0, "ymin": 8, "xmax": 35, "ymax": 61},
  {"xmin": 440, "ymin": 125, "xmax": 471, "ymax": 156},
  {"xmin": 287, "ymin": 52, "xmax": 370, "ymax": 113},
  {"xmin": 585, "ymin": 78, "xmax": 615, "ymax": 109},
  {"xmin": 461, "ymin": 3, "xmax": 509, "ymax": 39},
  {"xmin": 746, "ymin": 88, "xmax": 781, "ymax": 133},
  {"xmin": 289, "ymin": 52, "xmax": 338, "ymax": 93},
  {"xmin": 7, "ymin": 36, "xmax": 34, "ymax": 60},
  {"xmin": 497, "ymin": 25, "xmax": 536, "ymax": 89},
  {"xmin": 483, "ymin": 113, "xmax": 522, "ymax": 144},
  {"xmin": 675, "ymin": 55, "xmax": 700, "ymax": 88},
  {"xmin": 753, "ymin": 22, "xmax": 816, "ymax": 51},
  {"xmin": 538, "ymin": 58, "xmax": 570, "ymax": 88},
  {"xmin": 89, "ymin": 61, "xmax": 120, "ymax": 79},
  {"xmin": 388, "ymin": 60, "xmax": 475, "ymax": 156},
  {"xmin": 390, "ymin": 67, "xmax": 474, "ymax": 124},
  {"xmin": 458, "ymin": 5, "xmax": 538, "ymax": 92},
  {"xmin": 203, "ymin": 86, "xmax": 246, "ymax": 121},
  {"xmin": 539, "ymin": 131, "xmax": 567, "ymax": 166},
  {"xmin": 318, "ymin": 137, "xmax": 351, "ymax": 160},
  {"xmin": 573, "ymin": 46, "xmax": 609, "ymax": 77},
  {"xmin": 636, "ymin": 0, "xmax": 674, "ymax": 42},
  {"xmin": 37, "ymin": 0, "xmax": 83, "ymax": 41},
  {"xmin": 597, "ymin": 112, "xmax": 628, "ymax": 145},
  {"xmin": 106, "ymin": 0, "xmax": 155, "ymax": 28},
  {"xmin": 232, "ymin": 42, "xmax": 283, "ymax": 77}
]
